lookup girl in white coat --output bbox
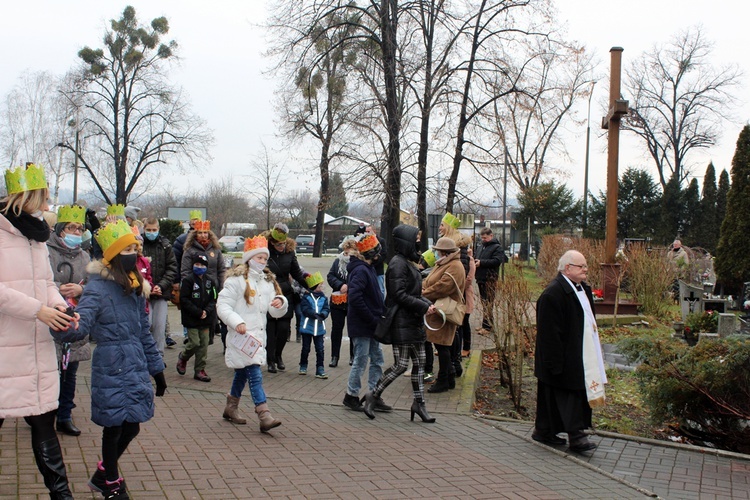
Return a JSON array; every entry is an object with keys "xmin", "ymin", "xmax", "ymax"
[{"xmin": 217, "ymin": 236, "xmax": 288, "ymax": 432}]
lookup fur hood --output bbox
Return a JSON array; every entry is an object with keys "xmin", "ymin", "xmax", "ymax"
[
  {"xmin": 184, "ymin": 229, "xmax": 220, "ymax": 249},
  {"xmin": 86, "ymin": 259, "xmax": 151, "ymax": 298},
  {"xmin": 226, "ymin": 262, "xmax": 277, "ymax": 281},
  {"xmin": 260, "ymin": 229, "xmax": 297, "ymax": 253}
]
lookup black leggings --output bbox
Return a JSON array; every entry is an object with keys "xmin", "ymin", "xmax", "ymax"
[
  {"xmin": 435, "ymin": 344, "xmax": 453, "ymax": 377},
  {"xmin": 0, "ymin": 410, "xmax": 58, "ymax": 447},
  {"xmin": 266, "ymin": 317, "xmax": 292, "ymax": 364},
  {"xmin": 102, "ymin": 422, "xmax": 140, "ymax": 481}
]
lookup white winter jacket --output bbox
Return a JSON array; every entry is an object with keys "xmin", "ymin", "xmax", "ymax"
[{"xmin": 217, "ymin": 265, "xmax": 288, "ymax": 368}]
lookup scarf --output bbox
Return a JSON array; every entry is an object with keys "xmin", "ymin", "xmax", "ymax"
[
  {"xmin": 337, "ymin": 253, "xmax": 349, "ymax": 280},
  {"xmin": 572, "ymin": 284, "xmax": 607, "ymax": 407},
  {"xmin": 1, "ymin": 203, "xmax": 50, "ymax": 242}
]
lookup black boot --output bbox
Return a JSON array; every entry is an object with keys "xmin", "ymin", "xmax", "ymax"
[
  {"xmin": 447, "ymin": 369, "xmax": 456, "ymax": 389},
  {"xmin": 276, "ymin": 356, "xmax": 286, "ymax": 371},
  {"xmin": 329, "ymin": 356, "xmax": 338, "ymax": 368},
  {"xmin": 362, "ymin": 392, "xmax": 377, "ymax": 420},
  {"xmin": 267, "ymin": 362, "xmax": 277, "ymax": 373},
  {"xmin": 32, "ymin": 438, "xmax": 73, "ymax": 499},
  {"xmin": 410, "ymin": 399, "xmax": 436, "ymax": 423},
  {"xmin": 428, "ymin": 373, "xmax": 451, "ymax": 393}
]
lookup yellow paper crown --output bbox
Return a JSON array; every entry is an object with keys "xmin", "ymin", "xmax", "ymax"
[
  {"xmin": 4, "ymin": 164, "xmax": 48, "ymax": 194},
  {"xmin": 106, "ymin": 204, "xmax": 126, "ymax": 217},
  {"xmin": 194, "ymin": 220, "xmax": 211, "ymax": 231},
  {"xmin": 305, "ymin": 272, "xmax": 324, "ymax": 288},
  {"xmin": 57, "ymin": 205, "xmax": 86, "ymax": 224},
  {"xmin": 243, "ymin": 235, "xmax": 268, "ymax": 253},
  {"xmin": 422, "ymin": 249, "xmax": 436, "ymax": 268},
  {"xmin": 189, "ymin": 210, "xmax": 203, "ymax": 220},
  {"xmin": 96, "ymin": 220, "xmax": 138, "ymax": 262},
  {"xmin": 442, "ymin": 212, "xmax": 460, "ymax": 229}
]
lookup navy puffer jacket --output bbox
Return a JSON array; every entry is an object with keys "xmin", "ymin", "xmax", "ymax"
[
  {"xmin": 73, "ymin": 260, "xmax": 163, "ymax": 427},
  {"xmin": 346, "ymin": 258, "xmax": 384, "ymax": 338}
]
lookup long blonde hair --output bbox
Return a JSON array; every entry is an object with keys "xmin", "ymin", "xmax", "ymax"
[
  {"xmin": 1, "ymin": 188, "xmax": 48, "ymax": 217},
  {"xmin": 241, "ymin": 265, "xmax": 282, "ymax": 305}
]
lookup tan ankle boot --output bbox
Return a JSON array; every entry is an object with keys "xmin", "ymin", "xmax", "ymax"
[
  {"xmin": 222, "ymin": 394, "xmax": 247, "ymax": 425},
  {"xmin": 255, "ymin": 403, "xmax": 281, "ymax": 432}
]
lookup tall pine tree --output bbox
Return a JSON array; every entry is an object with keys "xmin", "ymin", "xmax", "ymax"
[
  {"xmin": 657, "ymin": 173, "xmax": 683, "ymax": 244},
  {"xmin": 327, "ymin": 172, "xmax": 349, "ymax": 217},
  {"xmin": 682, "ymin": 178, "xmax": 700, "ymax": 245},
  {"xmin": 694, "ymin": 163, "xmax": 718, "ymax": 251},
  {"xmin": 716, "ymin": 169, "xmax": 730, "ymax": 228},
  {"xmin": 715, "ymin": 125, "xmax": 750, "ymax": 294}
]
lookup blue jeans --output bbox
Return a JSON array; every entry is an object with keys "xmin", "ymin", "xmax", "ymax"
[
  {"xmin": 57, "ymin": 361, "xmax": 79, "ymax": 421},
  {"xmin": 347, "ymin": 337, "xmax": 384, "ymax": 397},
  {"xmin": 230, "ymin": 364, "xmax": 266, "ymax": 406},
  {"xmin": 300, "ymin": 334, "xmax": 325, "ymax": 368}
]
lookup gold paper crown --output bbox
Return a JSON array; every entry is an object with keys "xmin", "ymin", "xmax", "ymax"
[
  {"xmin": 57, "ymin": 205, "xmax": 86, "ymax": 224},
  {"xmin": 189, "ymin": 210, "xmax": 203, "ymax": 220},
  {"xmin": 194, "ymin": 220, "xmax": 211, "ymax": 231},
  {"xmin": 96, "ymin": 220, "xmax": 138, "ymax": 262},
  {"xmin": 243, "ymin": 235, "xmax": 268, "ymax": 253},
  {"xmin": 270, "ymin": 227, "xmax": 287, "ymax": 242},
  {"xmin": 4, "ymin": 164, "xmax": 48, "ymax": 194},
  {"xmin": 442, "ymin": 212, "xmax": 460, "ymax": 229},
  {"xmin": 357, "ymin": 234, "xmax": 379, "ymax": 253},
  {"xmin": 106, "ymin": 204, "xmax": 126, "ymax": 217},
  {"xmin": 305, "ymin": 272, "xmax": 324, "ymax": 288}
]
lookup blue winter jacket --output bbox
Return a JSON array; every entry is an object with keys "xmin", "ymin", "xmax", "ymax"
[
  {"xmin": 71, "ymin": 260, "xmax": 163, "ymax": 427},
  {"xmin": 300, "ymin": 291, "xmax": 330, "ymax": 336},
  {"xmin": 346, "ymin": 258, "xmax": 384, "ymax": 339}
]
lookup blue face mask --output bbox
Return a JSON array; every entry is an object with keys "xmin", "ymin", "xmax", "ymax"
[
  {"xmin": 63, "ymin": 234, "xmax": 82, "ymax": 248},
  {"xmin": 193, "ymin": 266, "xmax": 207, "ymax": 276},
  {"xmin": 144, "ymin": 231, "xmax": 159, "ymax": 241}
]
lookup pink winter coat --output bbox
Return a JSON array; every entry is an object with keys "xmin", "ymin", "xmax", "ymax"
[{"xmin": 0, "ymin": 213, "xmax": 67, "ymax": 418}]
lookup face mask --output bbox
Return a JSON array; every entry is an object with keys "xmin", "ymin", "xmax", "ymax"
[
  {"xmin": 63, "ymin": 234, "xmax": 82, "ymax": 248},
  {"xmin": 248, "ymin": 260, "xmax": 266, "ymax": 273},
  {"xmin": 120, "ymin": 253, "xmax": 137, "ymax": 272},
  {"xmin": 144, "ymin": 232, "xmax": 159, "ymax": 241},
  {"xmin": 193, "ymin": 266, "xmax": 207, "ymax": 276}
]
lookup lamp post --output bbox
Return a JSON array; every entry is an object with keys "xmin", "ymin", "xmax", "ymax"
[{"xmin": 582, "ymin": 81, "xmax": 596, "ymax": 231}]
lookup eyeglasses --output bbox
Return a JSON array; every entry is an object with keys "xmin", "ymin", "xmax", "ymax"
[
  {"xmin": 568, "ymin": 263, "xmax": 588, "ymax": 270},
  {"xmin": 64, "ymin": 224, "xmax": 84, "ymax": 234}
]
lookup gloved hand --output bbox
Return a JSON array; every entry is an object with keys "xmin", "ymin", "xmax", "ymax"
[
  {"xmin": 314, "ymin": 313, "xmax": 326, "ymax": 320},
  {"xmin": 153, "ymin": 372, "xmax": 167, "ymax": 397}
]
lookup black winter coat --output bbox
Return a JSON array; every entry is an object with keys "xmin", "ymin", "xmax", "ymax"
[
  {"xmin": 267, "ymin": 238, "xmax": 307, "ymax": 320},
  {"xmin": 384, "ymin": 224, "xmax": 431, "ymax": 344},
  {"xmin": 534, "ymin": 273, "xmax": 595, "ymax": 391},
  {"xmin": 180, "ymin": 273, "xmax": 217, "ymax": 329},
  {"xmin": 142, "ymin": 235, "xmax": 178, "ymax": 300},
  {"xmin": 475, "ymin": 237, "xmax": 505, "ymax": 283},
  {"xmin": 327, "ymin": 254, "xmax": 349, "ymax": 311}
]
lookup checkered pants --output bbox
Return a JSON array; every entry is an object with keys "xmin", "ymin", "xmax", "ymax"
[{"xmin": 373, "ymin": 342, "xmax": 427, "ymax": 401}]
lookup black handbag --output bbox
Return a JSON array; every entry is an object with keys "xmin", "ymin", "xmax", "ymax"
[{"xmin": 373, "ymin": 304, "xmax": 399, "ymax": 344}]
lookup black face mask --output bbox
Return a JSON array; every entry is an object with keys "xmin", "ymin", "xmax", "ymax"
[{"xmin": 120, "ymin": 253, "xmax": 138, "ymax": 272}]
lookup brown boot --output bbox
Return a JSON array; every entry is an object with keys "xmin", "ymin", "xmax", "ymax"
[
  {"xmin": 222, "ymin": 394, "xmax": 247, "ymax": 425},
  {"xmin": 255, "ymin": 403, "xmax": 281, "ymax": 432}
]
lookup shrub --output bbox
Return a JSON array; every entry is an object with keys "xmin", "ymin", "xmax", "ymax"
[
  {"xmin": 618, "ymin": 335, "xmax": 750, "ymax": 453},
  {"xmin": 625, "ymin": 244, "xmax": 675, "ymax": 317},
  {"xmin": 537, "ymin": 235, "xmax": 604, "ymax": 289},
  {"xmin": 685, "ymin": 310, "xmax": 719, "ymax": 334}
]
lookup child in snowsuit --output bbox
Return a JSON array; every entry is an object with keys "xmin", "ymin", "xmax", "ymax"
[{"xmin": 298, "ymin": 272, "xmax": 330, "ymax": 379}]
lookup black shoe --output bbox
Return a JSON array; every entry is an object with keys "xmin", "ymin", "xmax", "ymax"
[
  {"xmin": 569, "ymin": 437, "xmax": 597, "ymax": 452},
  {"xmin": 101, "ymin": 477, "xmax": 129, "ymax": 499},
  {"xmin": 349, "ymin": 359, "xmax": 353, "ymax": 366},
  {"xmin": 56, "ymin": 420, "xmax": 81, "ymax": 437},
  {"xmin": 277, "ymin": 358, "xmax": 286, "ymax": 371},
  {"xmin": 531, "ymin": 432, "xmax": 566, "ymax": 446},
  {"xmin": 296, "ymin": 333, "xmax": 301, "ymax": 343},
  {"xmin": 88, "ymin": 463, "xmax": 106, "ymax": 493},
  {"xmin": 362, "ymin": 392, "xmax": 376, "ymax": 419},
  {"xmin": 373, "ymin": 396, "xmax": 392, "ymax": 412},
  {"xmin": 343, "ymin": 394, "xmax": 363, "ymax": 411},
  {"xmin": 410, "ymin": 399, "xmax": 436, "ymax": 423},
  {"xmin": 165, "ymin": 336, "xmax": 176, "ymax": 348},
  {"xmin": 453, "ymin": 362, "xmax": 463, "ymax": 378},
  {"xmin": 428, "ymin": 376, "xmax": 451, "ymax": 393},
  {"xmin": 267, "ymin": 363, "xmax": 277, "ymax": 373},
  {"xmin": 329, "ymin": 356, "xmax": 338, "ymax": 368}
]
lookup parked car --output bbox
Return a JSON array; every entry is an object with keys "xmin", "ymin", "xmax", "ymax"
[
  {"xmin": 295, "ymin": 234, "xmax": 315, "ymax": 253},
  {"xmin": 219, "ymin": 235, "xmax": 245, "ymax": 252}
]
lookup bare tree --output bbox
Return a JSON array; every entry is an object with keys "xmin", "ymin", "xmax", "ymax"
[
  {"xmin": 623, "ymin": 26, "xmax": 742, "ymax": 189},
  {"xmin": 59, "ymin": 6, "xmax": 213, "ymax": 204},
  {"xmin": 247, "ymin": 143, "xmax": 285, "ymax": 231}
]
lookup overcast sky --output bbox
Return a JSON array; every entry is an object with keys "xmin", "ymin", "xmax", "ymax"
[{"xmin": 1, "ymin": 0, "xmax": 748, "ymax": 205}]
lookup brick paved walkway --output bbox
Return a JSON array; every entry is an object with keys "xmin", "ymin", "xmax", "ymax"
[{"xmin": 2, "ymin": 257, "xmax": 749, "ymax": 499}]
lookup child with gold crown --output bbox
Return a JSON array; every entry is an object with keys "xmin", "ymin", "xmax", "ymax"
[
  {"xmin": 298, "ymin": 272, "xmax": 331, "ymax": 378},
  {"xmin": 64, "ymin": 218, "xmax": 167, "ymax": 499},
  {"xmin": 217, "ymin": 236, "xmax": 288, "ymax": 432}
]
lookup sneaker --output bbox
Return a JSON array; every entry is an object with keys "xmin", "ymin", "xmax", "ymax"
[
  {"xmin": 165, "ymin": 336, "xmax": 176, "ymax": 348},
  {"xmin": 102, "ymin": 477, "xmax": 129, "ymax": 499},
  {"xmin": 343, "ymin": 393, "xmax": 363, "ymax": 411},
  {"xmin": 424, "ymin": 372, "xmax": 435, "ymax": 384},
  {"xmin": 88, "ymin": 462, "xmax": 106, "ymax": 492},
  {"xmin": 315, "ymin": 369, "xmax": 328, "ymax": 379},
  {"xmin": 193, "ymin": 370, "xmax": 211, "ymax": 382},
  {"xmin": 299, "ymin": 366, "xmax": 307, "ymax": 375},
  {"xmin": 176, "ymin": 353, "xmax": 187, "ymax": 375}
]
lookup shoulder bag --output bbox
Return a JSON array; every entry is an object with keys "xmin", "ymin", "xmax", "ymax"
[
  {"xmin": 373, "ymin": 304, "xmax": 399, "ymax": 344},
  {"xmin": 433, "ymin": 272, "xmax": 465, "ymax": 326}
]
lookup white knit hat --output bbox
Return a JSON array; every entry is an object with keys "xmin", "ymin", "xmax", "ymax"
[{"xmin": 242, "ymin": 235, "xmax": 270, "ymax": 264}]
